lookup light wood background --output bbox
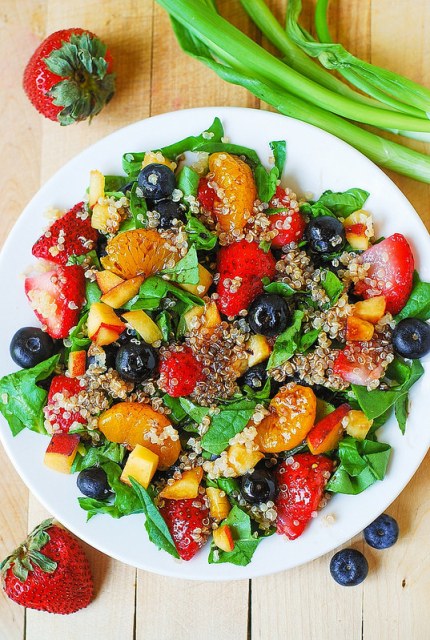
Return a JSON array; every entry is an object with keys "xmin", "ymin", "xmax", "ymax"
[{"xmin": 1, "ymin": 1, "xmax": 430, "ymax": 639}]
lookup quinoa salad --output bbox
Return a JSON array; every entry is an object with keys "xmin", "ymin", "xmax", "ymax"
[{"xmin": 1, "ymin": 117, "xmax": 429, "ymax": 565}]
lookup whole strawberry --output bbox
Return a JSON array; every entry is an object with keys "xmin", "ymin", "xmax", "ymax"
[
  {"xmin": 1, "ymin": 519, "xmax": 93, "ymax": 614},
  {"xmin": 23, "ymin": 29, "xmax": 115, "ymax": 125}
]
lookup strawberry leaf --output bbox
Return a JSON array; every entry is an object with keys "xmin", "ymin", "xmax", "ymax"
[{"xmin": 28, "ymin": 550, "xmax": 57, "ymax": 574}]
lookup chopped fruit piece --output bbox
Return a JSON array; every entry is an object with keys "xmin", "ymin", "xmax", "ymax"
[
  {"xmin": 25, "ymin": 265, "xmax": 85, "ymax": 339},
  {"xmin": 95, "ymin": 270, "xmax": 124, "ymax": 294},
  {"xmin": 159, "ymin": 468, "xmax": 203, "ymax": 500},
  {"xmin": 45, "ymin": 375, "xmax": 86, "ymax": 434},
  {"xmin": 352, "ymin": 296, "xmax": 386, "ymax": 324},
  {"xmin": 217, "ymin": 240, "xmax": 276, "ymax": 317},
  {"xmin": 213, "ymin": 525, "xmax": 235, "ymax": 553},
  {"xmin": 87, "ymin": 302, "xmax": 126, "ymax": 345},
  {"xmin": 100, "ymin": 228, "xmax": 175, "ymax": 279},
  {"xmin": 343, "ymin": 209, "xmax": 373, "ymax": 251},
  {"xmin": 256, "ymin": 384, "xmax": 316, "ymax": 453},
  {"xmin": 68, "ymin": 350, "xmax": 86, "ymax": 378},
  {"xmin": 44, "ymin": 434, "xmax": 80, "ymax": 474},
  {"xmin": 275, "ymin": 453, "xmax": 334, "ymax": 540},
  {"xmin": 159, "ymin": 498, "xmax": 211, "ymax": 561},
  {"xmin": 269, "ymin": 187, "xmax": 306, "ymax": 248},
  {"xmin": 184, "ymin": 301, "xmax": 222, "ymax": 334},
  {"xmin": 247, "ymin": 334, "xmax": 272, "ymax": 368},
  {"xmin": 94, "ymin": 326, "xmax": 123, "ymax": 347},
  {"xmin": 98, "ymin": 402, "xmax": 180, "ymax": 470},
  {"xmin": 226, "ymin": 444, "xmax": 264, "ymax": 476},
  {"xmin": 344, "ymin": 410, "xmax": 373, "ymax": 440},
  {"xmin": 208, "ymin": 152, "xmax": 257, "ymax": 232},
  {"xmin": 121, "ymin": 310, "xmax": 163, "ymax": 344},
  {"xmin": 346, "ymin": 316, "xmax": 375, "ymax": 342},
  {"xmin": 197, "ymin": 176, "xmax": 216, "ymax": 211},
  {"xmin": 206, "ymin": 487, "xmax": 231, "ymax": 521},
  {"xmin": 178, "ymin": 264, "xmax": 213, "ymax": 297},
  {"xmin": 333, "ymin": 341, "xmax": 385, "ymax": 386},
  {"xmin": 89, "ymin": 170, "xmax": 105, "ymax": 207},
  {"xmin": 91, "ymin": 203, "xmax": 110, "ymax": 233},
  {"xmin": 120, "ymin": 444, "xmax": 159, "ymax": 488},
  {"xmin": 159, "ymin": 346, "xmax": 206, "ymax": 397},
  {"xmin": 141, "ymin": 151, "xmax": 176, "ymax": 172},
  {"xmin": 354, "ymin": 233, "xmax": 414, "ymax": 315},
  {"xmin": 306, "ymin": 403, "xmax": 350, "ymax": 455},
  {"xmin": 100, "ymin": 275, "xmax": 145, "ymax": 308},
  {"xmin": 32, "ymin": 202, "xmax": 98, "ymax": 265}
]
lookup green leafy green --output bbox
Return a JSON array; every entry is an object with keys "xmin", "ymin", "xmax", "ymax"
[
  {"xmin": 254, "ymin": 163, "xmax": 279, "ymax": 203},
  {"xmin": 269, "ymin": 140, "xmax": 287, "ymax": 175},
  {"xmin": 262, "ymin": 278, "xmax": 296, "ymax": 298},
  {"xmin": 68, "ymin": 312, "xmax": 91, "ymax": 353},
  {"xmin": 300, "ymin": 188, "xmax": 369, "ymax": 219},
  {"xmin": 242, "ymin": 377, "xmax": 272, "ymax": 401},
  {"xmin": 177, "ymin": 166, "xmax": 200, "ymax": 197},
  {"xmin": 297, "ymin": 328, "xmax": 320, "ymax": 353},
  {"xmin": 201, "ymin": 399, "xmax": 257, "ymax": 454},
  {"xmin": 78, "ymin": 462, "xmax": 142, "ymax": 519},
  {"xmin": 104, "ymin": 175, "xmax": 129, "ymax": 192},
  {"xmin": 197, "ymin": 141, "xmax": 260, "ymax": 165},
  {"xmin": 156, "ymin": 311, "xmax": 172, "ymax": 341},
  {"xmin": 0, "ymin": 355, "xmax": 60, "ymax": 436},
  {"xmin": 72, "ymin": 441, "xmax": 126, "ymax": 473},
  {"xmin": 67, "ymin": 249, "xmax": 101, "ymax": 270},
  {"xmin": 321, "ymin": 270, "xmax": 344, "ymax": 306},
  {"xmin": 85, "ymin": 280, "xmax": 102, "ymax": 306},
  {"xmin": 161, "ymin": 246, "xmax": 199, "ymax": 285},
  {"xmin": 267, "ymin": 309, "xmax": 304, "ymax": 369},
  {"xmin": 208, "ymin": 506, "xmax": 262, "ymax": 566},
  {"xmin": 119, "ymin": 182, "xmax": 147, "ymax": 231},
  {"xmin": 179, "ymin": 397, "xmax": 211, "ymax": 423},
  {"xmin": 326, "ymin": 437, "xmax": 391, "ymax": 495},
  {"xmin": 125, "ymin": 275, "xmax": 204, "ymax": 311},
  {"xmin": 162, "ymin": 394, "xmax": 188, "ymax": 423},
  {"xmin": 185, "ymin": 213, "xmax": 217, "ymax": 251},
  {"xmin": 395, "ymin": 271, "xmax": 430, "ymax": 321}
]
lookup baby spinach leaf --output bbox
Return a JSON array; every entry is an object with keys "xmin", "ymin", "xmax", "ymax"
[
  {"xmin": 267, "ymin": 309, "xmax": 304, "ymax": 369},
  {"xmin": 201, "ymin": 399, "xmax": 257, "ymax": 454},
  {"xmin": 259, "ymin": 239, "xmax": 272, "ymax": 253},
  {"xmin": 217, "ymin": 478, "xmax": 241, "ymax": 496},
  {"xmin": 394, "ymin": 393, "xmax": 409, "ymax": 435},
  {"xmin": 254, "ymin": 164, "xmax": 278, "ymax": 203},
  {"xmin": 297, "ymin": 328, "xmax": 320, "ymax": 353},
  {"xmin": 208, "ymin": 506, "xmax": 261, "ymax": 566},
  {"xmin": 196, "ymin": 141, "xmax": 260, "ymax": 165},
  {"xmin": 316, "ymin": 188, "xmax": 369, "ymax": 217},
  {"xmin": 85, "ymin": 280, "xmax": 102, "ymax": 307},
  {"xmin": 177, "ymin": 166, "xmax": 199, "ymax": 197},
  {"xmin": 67, "ymin": 249, "xmax": 101, "ymax": 270},
  {"xmin": 161, "ymin": 246, "xmax": 199, "ymax": 285},
  {"xmin": 156, "ymin": 311, "xmax": 172, "ymax": 341},
  {"xmin": 269, "ymin": 140, "xmax": 287, "ymax": 176},
  {"xmin": 78, "ymin": 462, "xmax": 142, "ymax": 520},
  {"xmin": 104, "ymin": 175, "xmax": 129, "ymax": 192},
  {"xmin": 126, "ymin": 275, "xmax": 204, "ymax": 312},
  {"xmin": 179, "ymin": 397, "xmax": 211, "ymax": 423},
  {"xmin": 68, "ymin": 312, "xmax": 91, "ymax": 353},
  {"xmin": 72, "ymin": 441, "xmax": 126, "ymax": 473},
  {"xmin": 263, "ymin": 278, "xmax": 296, "ymax": 298},
  {"xmin": 326, "ymin": 437, "xmax": 391, "ymax": 495},
  {"xmin": 0, "ymin": 355, "xmax": 60, "ymax": 436},
  {"xmin": 242, "ymin": 377, "xmax": 272, "ymax": 401},
  {"xmin": 185, "ymin": 213, "xmax": 217, "ymax": 251},
  {"xmin": 162, "ymin": 394, "xmax": 187, "ymax": 424},
  {"xmin": 395, "ymin": 271, "xmax": 430, "ymax": 321},
  {"xmin": 321, "ymin": 270, "xmax": 344, "ymax": 306}
]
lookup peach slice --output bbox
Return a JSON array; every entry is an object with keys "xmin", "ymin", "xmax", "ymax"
[
  {"xmin": 141, "ymin": 152, "xmax": 177, "ymax": 172},
  {"xmin": 95, "ymin": 270, "xmax": 125, "ymax": 294},
  {"xmin": 44, "ymin": 434, "xmax": 80, "ymax": 474},
  {"xmin": 121, "ymin": 310, "xmax": 163, "ymax": 344},
  {"xmin": 100, "ymin": 229, "xmax": 175, "ymax": 279},
  {"xmin": 89, "ymin": 170, "xmax": 105, "ymax": 207},
  {"xmin": 306, "ymin": 403, "xmax": 350, "ymax": 455},
  {"xmin": 346, "ymin": 316, "xmax": 375, "ymax": 342},
  {"xmin": 213, "ymin": 525, "xmax": 235, "ymax": 552},
  {"xmin": 178, "ymin": 264, "xmax": 213, "ymax": 298},
  {"xmin": 159, "ymin": 468, "xmax": 203, "ymax": 500},
  {"xmin": 87, "ymin": 302, "xmax": 126, "ymax": 346},
  {"xmin": 353, "ymin": 296, "xmax": 386, "ymax": 324},
  {"xmin": 68, "ymin": 350, "xmax": 86, "ymax": 377},
  {"xmin": 100, "ymin": 275, "xmax": 145, "ymax": 308},
  {"xmin": 226, "ymin": 444, "xmax": 264, "ymax": 476},
  {"xmin": 344, "ymin": 410, "xmax": 373, "ymax": 440},
  {"xmin": 247, "ymin": 334, "xmax": 272, "ymax": 368},
  {"xmin": 206, "ymin": 487, "xmax": 231, "ymax": 521},
  {"xmin": 343, "ymin": 209, "xmax": 373, "ymax": 251},
  {"xmin": 120, "ymin": 444, "xmax": 159, "ymax": 488},
  {"xmin": 184, "ymin": 301, "xmax": 222, "ymax": 334}
]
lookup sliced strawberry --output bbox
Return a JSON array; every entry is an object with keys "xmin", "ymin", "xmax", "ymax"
[
  {"xmin": 158, "ymin": 345, "xmax": 206, "ymax": 397},
  {"xmin": 159, "ymin": 497, "xmax": 211, "ymax": 560},
  {"xmin": 332, "ymin": 341, "xmax": 385, "ymax": 386},
  {"xmin": 44, "ymin": 375, "xmax": 86, "ymax": 434},
  {"xmin": 354, "ymin": 233, "xmax": 414, "ymax": 315},
  {"xmin": 216, "ymin": 240, "xmax": 276, "ymax": 317},
  {"xmin": 197, "ymin": 176, "xmax": 216, "ymax": 211},
  {"xmin": 268, "ymin": 187, "xmax": 305, "ymax": 248},
  {"xmin": 25, "ymin": 265, "xmax": 86, "ymax": 339},
  {"xmin": 32, "ymin": 202, "xmax": 98, "ymax": 265},
  {"xmin": 275, "ymin": 453, "xmax": 334, "ymax": 540}
]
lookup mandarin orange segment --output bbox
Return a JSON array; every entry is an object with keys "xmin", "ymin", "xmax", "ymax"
[
  {"xmin": 256, "ymin": 384, "xmax": 316, "ymax": 453},
  {"xmin": 97, "ymin": 402, "xmax": 181, "ymax": 470},
  {"xmin": 208, "ymin": 152, "xmax": 257, "ymax": 232},
  {"xmin": 100, "ymin": 229, "xmax": 176, "ymax": 279}
]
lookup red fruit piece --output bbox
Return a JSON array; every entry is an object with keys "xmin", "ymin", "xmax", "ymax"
[
  {"xmin": 32, "ymin": 202, "xmax": 98, "ymax": 265},
  {"xmin": 23, "ymin": 28, "xmax": 115, "ymax": 125},
  {"xmin": 275, "ymin": 453, "xmax": 334, "ymax": 540},
  {"xmin": 159, "ymin": 345, "xmax": 205, "ymax": 397},
  {"xmin": 197, "ymin": 176, "xmax": 216, "ymax": 211},
  {"xmin": 333, "ymin": 341, "xmax": 385, "ymax": 386},
  {"xmin": 1, "ymin": 519, "xmax": 93, "ymax": 614},
  {"xmin": 354, "ymin": 233, "xmax": 414, "ymax": 315},
  {"xmin": 44, "ymin": 375, "xmax": 86, "ymax": 434},
  {"xmin": 268, "ymin": 187, "xmax": 305, "ymax": 248},
  {"xmin": 25, "ymin": 265, "xmax": 86, "ymax": 339},
  {"xmin": 159, "ymin": 497, "xmax": 211, "ymax": 561},
  {"xmin": 216, "ymin": 240, "xmax": 276, "ymax": 317}
]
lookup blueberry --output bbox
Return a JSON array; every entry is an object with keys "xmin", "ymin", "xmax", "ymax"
[
  {"xmin": 330, "ymin": 549, "xmax": 368, "ymax": 586},
  {"xmin": 241, "ymin": 469, "xmax": 276, "ymax": 504},
  {"xmin": 137, "ymin": 163, "xmax": 176, "ymax": 200},
  {"xmin": 115, "ymin": 340, "xmax": 158, "ymax": 383},
  {"xmin": 96, "ymin": 234, "xmax": 108, "ymax": 258},
  {"xmin": 115, "ymin": 326, "xmax": 138, "ymax": 346},
  {"xmin": 151, "ymin": 199, "xmax": 186, "ymax": 229},
  {"xmin": 363, "ymin": 513, "xmax": 399, "ymax": 549},
  {"xmin": 248, "ymin": 294, "xmax": 290, "ymax": 337},
  {"xmin": 305, "ymin": 216, "xmax": 346, "ymax": 255},
  {"xmin": 241, "ymin": 362, "xmax": 268, "ymax": 391},
  {"xmin": 392, "ymin": 318, "xmax": 430, "ymax": 359},
  {"xmin": 10, "ymin": 327, "xmax": 56, "ymax": 369},
  {"xmin": 87, "ymin": 344, "xmax": 118, "ymax": 370},
  {"xmin": 77, "ymin": 467, "xmax": 111, "ymax": 500}
]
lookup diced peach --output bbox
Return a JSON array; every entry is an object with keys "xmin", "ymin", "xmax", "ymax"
[
  {"xmin": 178, "ymin": 264, "xmax": 213, "ymax": 297},
  {"xmin": 120, "ymin": 444, "xmax": 159, "ymax": 488},
  {"xmin": 141, "ymin": 152, "xmax": 177, "ymax": 172},
  {"xmin": 184, "ymin": 301, "xmax": 221, "ymax": 334},
  {"xmin": 306, "ymin": 403, "xmax": 350, "ymax": 455},
  {"xmin": 343, "ymin": 209, "xmax": 373, "ymax": 251},
  {"xmin": 95, "ymin": 270, "xmax": 125, "ymax": 294},
  {"xmin": 247, "ymin": 334, "xmax": 272, "ymax": 368},
  {"xmin": 91, "ymin": 203, "xmax": 110, "ymax": 233},
  {"xmin": 345, "ymin": 410, "xmax": 373, "ymax": 440},
  {"xmin": 121, "ymin": 310, "xmax": 163, "ymax": 344},
  {"xmin": 159, "ymin": 468, "xmax": 203, "ymax": 500},
  {"xmin": 100, "ymin": 276, "xmax": 145, "ymax": 309},
  {"xmin": 353, "ymin": 296, "xmax": 386, "ymax": 324},
  {"xmin": 213, "ymin": 525, "xmax": 235, "ymax": 552},
  {"xmin": 226, "ymin": 444, "xmax": 264, "ymax": 476},
  {"xmin": 93, "ymin": 326, "xmax": 122, "ymax": 347},
  {"xmin": 89, "ymin": 170, "xmax": 105, "ymax": 207},
  {"xmin": 87, "ymin": 302, "xmax": 126, "ymax": 341},
  {"xmin": 206, "ymin": 487, "xmax": 231, "ymax": 521},
  {"xmin": 68, "ymin": 350, "xmax": 86, "ymax": 377},
  {"xmin": 346, "ymin": 316, "xmax": 375, "ymax": 342},
  {"xmin": 44, "ymin": 434, "xmax": 80, "ymax": 474}
]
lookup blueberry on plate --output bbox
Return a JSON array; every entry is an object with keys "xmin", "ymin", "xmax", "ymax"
[
  {"xmin": 153, "ymin": 199, "xmax": 186, "ymax": 229},
  {"xmin": 363, "ymin": 513, "xmax": 399, "ymax": 550},
  {"xmin": 241, "ymin": 362, "xmax": 268, "ymax": 391},
  {"xmin": 77, "ymin": 467, "xmax": 111, "ymax": 500},
  {"xmin": 305, "ymin": 216, "xmax": 346, "ymax": 255},
  {"xmin": 115, "ymin": 340, "xmax": 158, "ymax": 383},
  {"xmin": 137, "ymin": 163, "xmax": 176, "ymax": 201},
  {"xmin": 392, "ymin": 318, "xmax": 430, "ymax": 359},
  {"xmin": 10, "ymin": 327, "xmax": 56, "ymax": 368},
  {"xmin": 241, "ymin": 468, "xmax": 276, "ymax": 504},
  {"xmin": 248, "ymin": 294, "xmax": 290, "ymax": 337},
  {"xmin": 330, "ymin": 549, "xmax": 368, "ymax": 586}
]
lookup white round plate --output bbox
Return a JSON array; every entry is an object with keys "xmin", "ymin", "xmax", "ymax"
[{"xmin": 1, "ymin": 107, "xmax": 429, "ymax": 581}]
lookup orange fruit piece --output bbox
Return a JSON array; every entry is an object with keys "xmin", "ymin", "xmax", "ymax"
[
  {"xmin": 100, "ymin": 229, "xmax": 176, "ymax": 279},
  {"xmin": 98, "ymin": 402, "xmax": 181, "ymax": 470},
  {"xmin": 208, "ymin": 152, "xmax": 257, "ymax": 232},
  {"xmin": 255, "ymin": 384, "xmax": 316, "ymax": 453}
]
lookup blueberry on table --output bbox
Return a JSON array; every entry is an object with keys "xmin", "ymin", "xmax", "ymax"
[
  {"xmin": 10, "ymin": 327, "xmax": 56, "ymax": 368},
  {"xmin": 392, "ymin": 318, "xmax": 430, "ymax": 359},
  {"xmin": 153, "ymin": 198, "xmax": 186, "ymax": 229},
  {"xmin": 363, "ymin": 513, "xmax": 399, "ymax": 550},
  {"xmin": 241, "ymin": 361, "xmax": 268, "ymax": 391},
  {"xmin": 137, "ymin": 163, "xmax": 176, "ymax": 200},
  {"xmin": 241, "ymin": 468, "xmax": 276, "ymax": 504},
  {"xmin": 330, "ymin": 549, "xmax": 368, "ymax": 586},
  {"xmin": 305, "ymin": 216, "xmax": 346, "ymax": 255},
  {"xmin": 248, "ymin": 294, "xmax": 290, "ymax": 337},
  {"xmin": 77, "ymin": 467, "xmax": 111, "ymax": 500},
  {"xmin": 115, "ymin": 340, "xmax": 158, "ymax": 383}
]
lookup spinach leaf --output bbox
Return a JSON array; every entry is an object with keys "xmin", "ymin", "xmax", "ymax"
[
  {"xmin": 263, "ymin": 278, "xmax": 296, "ymax": 298},
  {"xmin": 72, "ymin": 441, "xmax": 126, "ymax": 473},
  {"xmin": 316, "ymin": 188, "xmax": 369, "ymax": 217},
  {"xmin": 179, "ymin": 397, "xmax": 211, "ymax": 423},
  {"xmin": 177, "ymin": 166, "xmax": 200, "ymax": 197},
  {"xmin": 217, "ymin": 478, "xmax": 241, "ymax": 496},
  {"xmin": 208, "ymin": 506, "xmax": 261, "ymax": 566},
  {"xmin": 104, "ymin": 175, "xmax": 129, "ymax": 193},
  {"xmin": 162, "ymin": 394, "xmax": 187, "ymax": 424},
  {"xmin": 297, "ymin": 328, "xmax": 320, "ymax": 353},
  {"xmin": 259, "ymin": 239, "xmax": 272, "ymax": 253},
  {"xmin": 156, "ymin": 311, "xmax": 172, "ymax": 341},
  {"xmin": 196, "ymin": 141, "xmax": 260, "ymax": 165},
  {"xmin": 269, "ymin": 140, "xmax": 287, "ymax": 175},
  {"xmin": 315, "ymin": 398, "xmax": 336, "ymax": 421},
  {"xmin": 321, "ymin": 270, "xmax": 344, "ymax": 306},
  {"xmin": 67, "ymin": 249, "xmax": 101, "ymax": 270},
  {"xmin": 126, "ymin": 275, "xmax": 204, "ymax": 311},
  {"xmin": 267, "ymin": 309, "xmax": 304, "ymax": 369},
  {"xmin": 395, "ymin": 271, "xmax": 430, "ymax": 321},
  {"xmin": 161, "ymin": 246, "xmax": 199, "ymax": 285},
  {"xmin": 85, "ymin": 280, "xmax": 102, "ymax": 307},
  {"xmin": 242, "ymin": 377, "xmax": 272, "ymax": 401},
  {"xmin": 326, "ymin": 437, "xmax": 391, "ymax": 495},
  {"xmin": 0, "ymin": 355, "xmax": 60, "ymax": 436},
  {"xmin": 394, "ymin": 393, "xmax": 409, "ymax": 435},
  {"xmin": 254, "ymin": 164, "xmax": 279, "ymax": 203},
  {"xmin": 68, "ymin": 312, "xmax": 91, "ymax": 353},
  {"xmin": 185, "ymin": 213, "xmax": 217, "ymax": 251},
  {"xmin": 201, "ymin": 399, "xmax": 257, "ymax": 454},
  {"xmin": 129, "ymin": 478, "xmax": 179, "ymax": 559}
]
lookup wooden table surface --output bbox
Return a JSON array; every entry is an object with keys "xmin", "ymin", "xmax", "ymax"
[{"xmin": 1, "ymin": 1, "xmax": 430, "ymax": 638}]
